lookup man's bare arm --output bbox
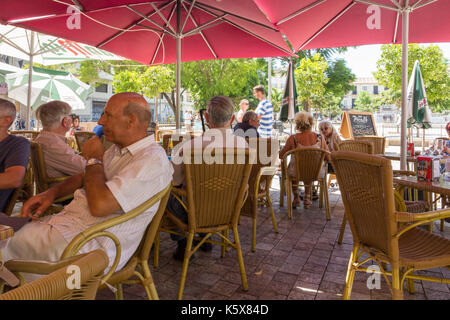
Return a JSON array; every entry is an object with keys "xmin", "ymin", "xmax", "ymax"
[
  {"xmin": 22, "ymin": 173, "xmax": 83, "ymax": 219},
  {"xmin": 81, "ymin": 136, "xmax": 121, "ymax": 217},
  {"xmin": 0, "ymin": 166, "xmax": 25, "ymax": 189},
  {"xmin": 84, "ymin": 164, "xmax": 121, "ymax": 217}
]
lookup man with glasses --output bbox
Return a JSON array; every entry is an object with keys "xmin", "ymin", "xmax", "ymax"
[
  {"xmin": 34, "ymin": 101, "xmax": 86, "ymax": 179},
  {"xmin": 0, "ymin": 98, "xmax": 30, "ymax": 213},
  {"xmin": 233, "ymin": 110, "xmax": 260, "ymax": 138}
]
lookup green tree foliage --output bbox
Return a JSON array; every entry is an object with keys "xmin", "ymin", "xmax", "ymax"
[
  {"xmin": 180, "ymin": 59, "xmax": 263, "ymax": 110},
  {"xmin": 271, "ymin": 87, "xmax": 282, "ymax": 113},
  {"xmin": 295, "ymin": 53, "xmax": 329, "ymax": 113},
  {"xmin": 113, "ymin": 66, "xmax": 174, "ymax": 98},
  {"xmin": 354, "ymin": 91, "xmax": 375, "ymax": 112},
  {"xmin": 374, "ymin": 44, "xmax": 450, "ymax": 113},
  {"xmin": 325, "ymin": 59, "xmax": 355, "ymax": 103}
]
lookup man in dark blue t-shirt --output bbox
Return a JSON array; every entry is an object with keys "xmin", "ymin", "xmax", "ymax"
[{"xmin": 0, "ymin": 99, "xmax": 30, "ymax": 212}]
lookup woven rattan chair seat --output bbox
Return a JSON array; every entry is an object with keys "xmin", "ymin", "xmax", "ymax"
[{"xmin": 399, "ymin": 228, "xmax": 450, "ymax": 269}]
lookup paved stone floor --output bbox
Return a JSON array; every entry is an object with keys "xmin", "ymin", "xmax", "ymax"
[{"xmin": 96, "ymin": 177, "xmax": 450, "ymax": 300}]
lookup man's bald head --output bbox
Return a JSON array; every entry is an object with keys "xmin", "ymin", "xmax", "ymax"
[{"xmin": 110, "ymin": 92, "xmax": 151, "ymax": 125}]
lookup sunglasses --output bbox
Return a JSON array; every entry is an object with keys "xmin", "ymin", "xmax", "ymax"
[{"xmin": 320, "ymin": 127, "xmax": 330, "ymax": 131}]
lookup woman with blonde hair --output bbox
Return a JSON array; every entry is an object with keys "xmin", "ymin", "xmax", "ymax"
[
  {"xmin": 279, "ymin": 111, "xmax": 329, "ymax": 209},
  {"xmin": 318, "ymin": 120, "xmax": 341, "ymax": 173},
  {"xmin": 318, "ymin": 120, "xmax": 341, "ymax": 152}
]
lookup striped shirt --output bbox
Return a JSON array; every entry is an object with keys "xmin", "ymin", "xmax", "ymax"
[
  {"xmin": 46, "ymin": 134, "xmax": 173, "ymax": 272},
  {"xmin": 255, "ymin": 99, "xmax": 273, "ymax": 138}
]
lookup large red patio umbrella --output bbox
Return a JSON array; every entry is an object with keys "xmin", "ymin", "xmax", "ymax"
[
  {"xmin": 0, "ymin": 0, "xmax": 293, "ymax": 129},
  {"xmin": 255, "ymin": 0, "xmax": 450, "ymax": 170}
]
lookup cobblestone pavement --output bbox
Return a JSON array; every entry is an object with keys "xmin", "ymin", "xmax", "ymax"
[{"xmin": 96, "ymin": 177, "xmax": 450, "ymax": 300}]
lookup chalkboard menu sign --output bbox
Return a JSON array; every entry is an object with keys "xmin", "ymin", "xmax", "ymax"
[{"xmin": 339, "ymin": 111, "xmax": 377, "ymax": 139}]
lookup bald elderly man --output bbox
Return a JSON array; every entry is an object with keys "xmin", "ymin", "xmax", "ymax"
[{"xmin": 2, "ymin": 92, "xmax": 173, "ymax": 276}]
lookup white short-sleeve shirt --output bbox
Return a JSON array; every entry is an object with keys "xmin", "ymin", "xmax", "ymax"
[{"xmin": 45, "ymin": 134, "xmax": 173, "ymax": 271}]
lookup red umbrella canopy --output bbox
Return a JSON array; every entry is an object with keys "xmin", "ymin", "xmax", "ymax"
[
  {"xmin": 0, "ymin": 0, "xmax": 293, "ymax": 65},
  {"xmin": 254, "ymin": 0, "xmax": 450, "ymax": 52}
]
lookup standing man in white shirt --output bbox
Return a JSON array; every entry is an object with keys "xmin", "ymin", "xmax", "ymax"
[
  {"xmin": 34, "ymin": 101, "xmax": 86, "ymax": 179},
  {"xmin": 253, "ymin": 85, "xmax": 273, "ymax": 138},
  {"xmin": 184, "ymin": 110, "xmax": 192, "ymax": 132},
  {"xmin": 2, "ymin": 92, "xmax": 173, "ymax": 275}
]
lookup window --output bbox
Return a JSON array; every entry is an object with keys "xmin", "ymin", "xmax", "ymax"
[
  {"xmin": 95, "ymin": 83, "xmax": 108, "ymax": 93},
  {"xmin": 352, "ymin": 86, "xmax": 357, "ymax": 94},
  {"xmin": 92, "ymin": 100, "xmax": 106, "ymax": 121},
  {"xmin": 362, "ymin": 86, "xmax": 368, "ymax": 91},
  {"xmin": 352, "ymin": 99, "xmax": 356, "ymax": 107},
  {"xmin": 373, "ymin": 86, "xmax": 379, "ymax": 95}
]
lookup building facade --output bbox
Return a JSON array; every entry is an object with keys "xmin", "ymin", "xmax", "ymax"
[{"xmin": 341, "ymin": 77, "xmax": 388, "ymax": 110}]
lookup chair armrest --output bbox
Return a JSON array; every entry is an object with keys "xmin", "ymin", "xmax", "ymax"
[
  {"xmin": 59, "ymin": 182, "xmax": 172, "ymax": 283},
  {"xmin": 4, "ymin": 253, "xmax": 89, "ymax": 275},
  {"xmin": 393, "ymin": 170, "xmax": 416, "ymax": 177},
  {"xmin": 394, "ymin": 208, "xmax": 450, "ymax": 238},
  {"xmin": 395, "ymin": 208, "xmax": 450, "ymax": 223},
  {"xmin": 254, "ymin": 166, "xmax": 277, "ymax": 198},
  {"xmin": 48, "ymin": 176, "xmax": 70, "ymax": 184},
  {"xmin": 171, "ymin": 186, "xmax": 186, "ymax": 198},
  {"xmin": 259, "ymin": 166, "xmax": 278, "ymax": 177}
]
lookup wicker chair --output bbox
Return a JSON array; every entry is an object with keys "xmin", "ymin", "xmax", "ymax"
[
  {"xmin": 335, "ymin": 140, "xmax": 374, "ymax": 154},
  {"xmin": 74, "ymin": 131, "xmax": 96, "ymax": 152},
  {"xmin": 335, "ymin": 140, "xmax": 374, "ymax": 241},
  {"xmin": 332, "ymin": 151, "xmax": 450, "ymax": 300},
  {"xmin": 354, "ymin": 136, "xmax": 386, "ymax": 154},
  {"xmin": 0, "ymin": 250, "xmax": 108, "ymax": 300},
  {"xmin": 4, "ymin": 183, "xmax": 172, "ymax": 300},
  {"xmin": 9, "ymin": 131, "xmax": 40, "ymax": 140},
  {"xmin": 3, "ymin": 161, "xmax": 34, "ymax": 216},
  {"xmin": 30, "ymin": 142, "xmax": 72, "ymax": 204},
  {"xmin": 156, "ymin": 129, "xmax": 174, "ymax": 142},
  {"xmin": 95, "ymin": 182, "xmax": 171, "ymax": 300},
  {"xmin": 240, "ymin": 138, "xmax": 279, "ymax": 252},
  {"xmin": 338, "ymin": 169, "xmax": 433, "ymax": 244},
  {"xmin": 162, "ymin": 133, "xmax": 198, "ymax": 153},
  {"xmin": 156, "ymin": 148, "xmax": 255, "ymax": 300},
  {"xmin": 282, "ymin": 147, "xmax": 331, "ymax": 220}
]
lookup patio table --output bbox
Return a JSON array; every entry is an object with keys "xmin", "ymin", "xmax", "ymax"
[
  {"xmin": 393, "ymin": 175, "xmax": 450, "ymax": 197},
  {"xmin": 379, "ymin": 153, "xmax": 417, "ymax": 171},
  {"xmin": 393, "ymin": 175, "xmax": 450, "ymax": 231}
]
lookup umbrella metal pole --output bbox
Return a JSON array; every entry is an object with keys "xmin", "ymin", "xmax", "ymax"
[
  {"xmin": 400, "ymin": 3, "xmax": 409, "ymax": 171},
  {"xmin": 176, "ymin": 0, "xmax": 181, "ymax": 130},
  {"xmin": 26, "ymin": 32, "xmax": 35, "ymax": 131}
]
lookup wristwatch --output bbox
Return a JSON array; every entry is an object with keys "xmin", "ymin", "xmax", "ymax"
[{"xmin": 86, "ymin": 158, "xmax": 103, "ymax": 167}]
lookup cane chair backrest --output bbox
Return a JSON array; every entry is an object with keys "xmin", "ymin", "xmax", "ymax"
[
  {"xmin": 74, "ymin": 131, "xmax": 96, "ymax": 151},
  {"xmin": 335, "ymin": 140, "xmax": 374, "ymax": 154},
  {"xmin": 354, "ymin": 136, "xmax": 386, "ymax": 154},
  {"xmin": 283, "ymin": 147, "xmax": 328, "ymax": 184},
  {"xmin": 10, "ymin": 131, "xmax": 40, "ymax": 140},
  {"xmin": 30, "ymin": 142, "xmax": 50, "ymax": 193},
  {"xmin": 0, "ymin": 250, "xmax": 108, "ymax": 300},
  {"xmin": 183, "ymin": 148, "xmax": 254, "ymax": 230},
  {"xmin": 331, "ymin": 151, "xmax": 397, "ymax": 256}
]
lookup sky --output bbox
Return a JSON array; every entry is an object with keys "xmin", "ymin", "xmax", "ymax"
[{"xmin": 332, "ymin": 43, "xmax": 450, "ymax": 78}]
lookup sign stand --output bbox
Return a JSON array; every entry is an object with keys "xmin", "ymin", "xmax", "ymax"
[{"xmin": 339, "ymin": 111, "xmax": 377, "ymax": 139}]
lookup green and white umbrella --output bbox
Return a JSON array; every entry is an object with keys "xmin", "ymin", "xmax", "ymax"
[
  {"xmin": 0, "ymin": 61, "xmax": 22, "ymax": 95},
  {"xmin": 279, "ymin": 59, "xmax": 298, "ymax": 123},
  {"xmin": 406, "ymin": 60, "xmax": 432, "ymax": 130},
  {"xmin": 5, "ymin": 66, "xmax": 93, "ymax": 110}
]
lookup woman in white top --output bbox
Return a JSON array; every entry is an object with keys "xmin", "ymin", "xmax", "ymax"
[{"xmin": 236, "ymin": 99, "xmax": 249, "ymax": 123}]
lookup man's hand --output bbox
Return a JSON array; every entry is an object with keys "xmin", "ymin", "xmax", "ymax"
[
  {"xmin": 81, "ymin": 136, "xmax": 104, "ymax": 160},
  {"xmin": 21, "ymin": 190, "xmax": 55, "ymax": 220}
]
